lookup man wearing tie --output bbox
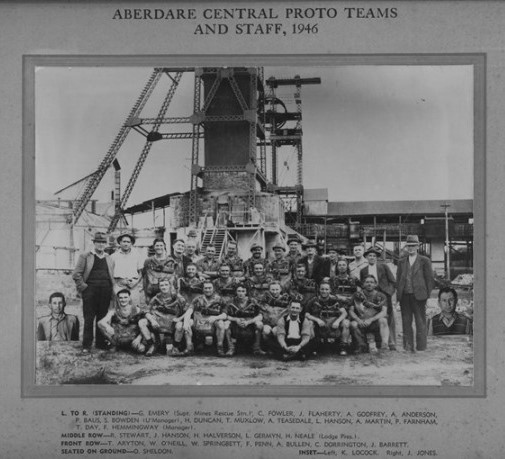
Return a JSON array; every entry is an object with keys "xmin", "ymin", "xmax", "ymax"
[{"xmin": 396, "ymin": 235, "xmax": 435, "ymax": 352}]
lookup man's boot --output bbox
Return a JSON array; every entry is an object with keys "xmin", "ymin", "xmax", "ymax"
[
  {"xmin": 145, "ymin": 339, "xmax": 156, "ymax": 356},
  {"xmin": 253, "ymin": 329, "xmax": 266, "ymax": 356},
  {"xmin": 226, "ymin": 338, "xmax": 236, "ymax": 357}
]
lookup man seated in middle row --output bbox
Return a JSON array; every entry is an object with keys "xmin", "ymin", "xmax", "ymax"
[
  {"xmin": 226, "ymin": 284, "xmax": 265, "ymax": 356},
  {"xmin": 260, "ymin": 281, "xmax": 291, "ymax": 347},
  {"xmin": 183, "ymin": 281, "xmax": 228, "ymax": 356}
]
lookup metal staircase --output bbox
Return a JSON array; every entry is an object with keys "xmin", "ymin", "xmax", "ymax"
[{"xmin": 200, "ymin": 228, "xmax": 228, "ymax": 258}]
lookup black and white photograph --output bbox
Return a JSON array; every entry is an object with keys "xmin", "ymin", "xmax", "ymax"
[
  {"xmin": 4, "ymin": 1, "xmax": 505, "ymax": 457},
  {"xmin": 33, "ymin": 62, "xmax": 477, "ymax": 389}
]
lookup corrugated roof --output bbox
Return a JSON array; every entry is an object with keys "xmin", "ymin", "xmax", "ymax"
[
  {"xmin": 327, "ymin": 199, "xmax": 473, "ymax": 216},
  {"xmin": 123, "ymin": 192, "xmax": 183, "ymax": 214}
]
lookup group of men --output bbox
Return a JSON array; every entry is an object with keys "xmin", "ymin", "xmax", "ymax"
[{"xmin": 37, "ymin": 231, "xmax": 472, "ymax": 361}]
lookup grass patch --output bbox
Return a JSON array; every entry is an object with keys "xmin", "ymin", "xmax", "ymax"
[{"xmin": 63, "ymin": 368, "xmax": 117, "ymax": 385}]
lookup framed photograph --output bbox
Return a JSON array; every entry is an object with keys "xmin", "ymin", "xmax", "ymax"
[
  {"xmin": 1, "ymin": 1, "xmax": 501, "ymax": 458},
  {"xmin": 27, "ymin": 57, "xmax": 481, "ymax": 398}
]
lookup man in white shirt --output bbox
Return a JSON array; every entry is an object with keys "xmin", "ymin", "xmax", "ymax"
[
  {"xmin": 111, "ymin": 232, "xmax": 144, "ymax": 307},
  {"xmin": 276, "ymin": 302, "xmax": 314, "ymax": 361},
  {"xmin": 185, "ymin": 240, "xmax": 201, "ymax": 263},
  {"xmin": 349, "ymin": 243, "xmax": 368, "ymax": 279}
]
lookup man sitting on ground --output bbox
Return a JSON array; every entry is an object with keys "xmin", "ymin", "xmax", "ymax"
[
  {"xmin": 276, "ymin": 301, "xmax": 314, "ymax": 361},
  {"xmin": 349, "ymin": 275, "xmax": 389, "ymax": 353},
  {"xmin": 37, "ymin": 292, "xmax": 80, "ymax": 341}
]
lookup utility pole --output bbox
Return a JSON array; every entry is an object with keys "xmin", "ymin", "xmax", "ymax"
[{"xmin": 441, "ymin": 203, "xmax": 451, "ymax": 280}]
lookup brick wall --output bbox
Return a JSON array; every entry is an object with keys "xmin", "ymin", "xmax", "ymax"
[{"xmin": 203, "ymin": 171, "xmax": 251, "ymax": 190}]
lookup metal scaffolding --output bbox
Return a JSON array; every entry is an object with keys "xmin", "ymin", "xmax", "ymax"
[{"xmin": 68, "ymin": 67, "xmax": 319, "ymax": 233}]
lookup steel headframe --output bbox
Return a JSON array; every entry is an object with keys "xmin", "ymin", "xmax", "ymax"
[
  {"xmin": 108, "ymin": 70, "xmax": 184, "ymax": 231},
  {"xmin": 188, "ymin": 67, "xmax": 264, "ymax": 225},
  {"xmin": 71, "ymin": 68, "xmax": 164, "ymax": 225}
]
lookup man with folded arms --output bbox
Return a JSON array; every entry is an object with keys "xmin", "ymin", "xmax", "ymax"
[{"xmin": 276, "ymin": 301, "xmax": 314, "ymax": 361}]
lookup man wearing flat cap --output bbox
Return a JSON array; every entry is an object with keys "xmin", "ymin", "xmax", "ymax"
[
  {"xmin": 269, "ymin": 243, "xmax": 291, "ymax": 288},
  {"xmin": 299, "ymin": 241, "xmax": 327, "ymax": 284},
  {"xmin": 323, "ymin": 245, "xmax": 339, "ymax": 280},
  {"xmin": 244, "ymin": 243, "xmax": 269, "ymax": 278},
  {"xmin": 111, "ymin": 232, "xmax": 144, "ymax": 307},
  {"xmin": 220, "ymin": 242, "xmax": 245, "ymax": 279},
  {"xmin": 286, "ymin": 237, "xmax": 303, "ymax": 276},
  {"xmin": 72, "ymin": 231, "xmax": 115, "ymax": 352},
  {"xmin": 360, "ymin": 247, "xmax": 397, "ymax": 350},
  {"xmin": 396, "ymin": 235, "xmax": 434, "ymax": 352}
]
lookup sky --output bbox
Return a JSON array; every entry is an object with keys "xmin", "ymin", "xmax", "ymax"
[{"xmin": 35, "ymin": 65, "xmax": 474, "ymax": 206}]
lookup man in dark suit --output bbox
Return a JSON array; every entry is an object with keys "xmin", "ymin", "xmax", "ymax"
[
  {"xmin": 299, "ymin": 241, "xmax": 328, "ymax": 285},
  {"xmin": 396, "ymin": 235, "xmax": 434, "ymax": 352},
  {"xmin": 171, "ymin": 238, "xmax": 193, "ymax": 278},
  {"xmin": 72, "ymin": 231, "xmax": 115, "ymax": 352},
  {"xmin": 360, "ymin": 248, "xmax": 397, "ymax": 350}
]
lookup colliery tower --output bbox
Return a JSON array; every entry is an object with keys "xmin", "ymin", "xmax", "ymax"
[{"xmin": 66, "ymin": 67, "xmax": 321, "ymax": 258}]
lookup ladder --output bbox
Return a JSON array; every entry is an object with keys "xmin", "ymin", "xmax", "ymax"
[{"xmin": 201, "ymin": 228, "xmax": 228, "ymax": 259}]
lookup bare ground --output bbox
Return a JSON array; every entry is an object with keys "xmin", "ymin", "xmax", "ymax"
[{"xmin": 36, "ymin": 304, "xmax": 473, "ymax": 386}]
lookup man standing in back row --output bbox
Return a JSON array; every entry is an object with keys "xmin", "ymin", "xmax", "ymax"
[
  {"xmin": 396, "ymin": 235, "xmax": 434, "ymax": 352},
  {"xmin": 111, "ymin": 232, "xmax": 144, "ymax": 307},
  {"xmin": 72, "ymin": 231, "xmax": 115, "ymax": 352},
  {"xmin": 349, "ymin": 243, "xmax": 368, "ymax": 280},
  {"xmin": 360, "ymin": 248, "xmax": 397, "ymax": 350}
]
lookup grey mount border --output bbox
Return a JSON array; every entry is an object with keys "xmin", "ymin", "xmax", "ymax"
[{"xmin": 22, "ymin": 53, "xmax": 486, "ymax": 398}]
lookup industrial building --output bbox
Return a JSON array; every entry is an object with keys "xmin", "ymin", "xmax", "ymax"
[{"xmin": 35, "ymin": 66, "xmax": 474, "ymax": 299}]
